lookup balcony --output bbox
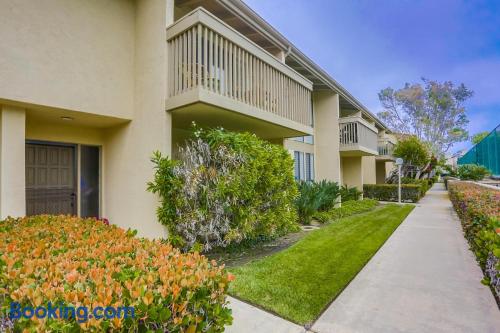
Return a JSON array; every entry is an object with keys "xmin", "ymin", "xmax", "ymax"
[
  {"xmin": 166, "ymin": 8, "xmax": 313, "ymax": 139},
  {"xmin": 377, "ymin": 139, "xmax": 395, "ymax": 161},
  {"xmin": 339, "ymin": 117, "xmax": 378, "ymax": 156}
]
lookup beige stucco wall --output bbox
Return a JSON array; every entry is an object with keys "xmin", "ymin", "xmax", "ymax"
[
  {"xmin": 341, "ymin": 156, "xmax": 363, "ymax": 190},
  {"xmin": 26, "ymin": 120, "xmax": 105, "ymax": 146},
  {"xmin": 0, "ymin": 0, "xmax": 173, "ymax": 239},
  {"xmin": 362, "ymin": 156, "xmax": 376, "ymax": 184},
  {"xmin": 0, "ymin": 0, "xmax": 135, "ymax": 119},
  {"xmin": 103, "ymin": 0, "xmax": 172, "ymax": 239},
  {"xmin": 0, "ymin": 106, "xmax": 26, "ymax": 218},
  {"xmin": 375, "ymin": 160, "xmax": 396, "ymax": 184},
  {"xmin": 284, "ymin": 139, "xmax": 314, "ymax": 154},
  {"xmin": 313, "ymin": 91, "xmax": 341, "ymax": 183},
  {"xmin": 376, "ymin": 161, "xmax": 386, "ymax": 184}
]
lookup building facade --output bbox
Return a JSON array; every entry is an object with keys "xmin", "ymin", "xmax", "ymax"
[{"xmin": 0, "ymin": 0, "xmax": 395, "ymax": 238}]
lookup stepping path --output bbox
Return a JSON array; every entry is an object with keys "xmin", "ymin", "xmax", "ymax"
[{"xmin": 312, "ymin": 183, "xmax": 500, "ymax": 333}]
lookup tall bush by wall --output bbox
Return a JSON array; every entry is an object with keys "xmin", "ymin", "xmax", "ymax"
[
  {"xmin": 448, "ymin": 181, "xmax": 500, "ymax": 299},
  {"xmin": 148, "ymin": 128, "xmax": 299, "ymax": 251}
]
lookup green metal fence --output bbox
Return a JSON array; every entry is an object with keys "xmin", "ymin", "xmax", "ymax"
[{"xmin": 458, "ymin": 124, "xmax": 500, "ymax": 176}]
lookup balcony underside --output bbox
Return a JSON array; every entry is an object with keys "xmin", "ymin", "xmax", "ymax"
[
  {"xmin": 168, "ymin": 92, "xmax": 313, "ymax": 139},
  {"xmin": 376, "ymin": 154, "xmax": 395, "ymax": 162},
  {"xmin": 340, "ymin": 145, "xmax": 378, "ymax": 157}
]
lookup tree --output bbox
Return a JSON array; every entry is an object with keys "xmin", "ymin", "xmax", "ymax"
[
  {"xmin": 378, "ymin": 78, "xmax": 473, "ymax": 156},
  {"xmin": 393, "ymin": 136, "xmax": 429, "ymax": 168},
  {"xmin": 386, "ymin": 136, "xmax": 431, "ymax": 182},
  {"xmin": 471, "ymin": 131, "xmax": 489, "ymax": 145}
]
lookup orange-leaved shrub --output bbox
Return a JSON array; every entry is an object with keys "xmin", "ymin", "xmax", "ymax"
[{"xmin": 0, "ymin": 215, "xmax": 233, "ymax": 332}]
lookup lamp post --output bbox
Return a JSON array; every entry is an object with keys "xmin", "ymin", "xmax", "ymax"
[{"xmin": 395, "ymin": 158, "xmax": 404, "ymax": 204}]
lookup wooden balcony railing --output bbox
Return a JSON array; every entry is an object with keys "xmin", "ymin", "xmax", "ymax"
[
  {"xmin": 339, "ymin": 117, "xmax": 378, "ymax": 154},
  {"xmin": 166, "ymin": 8, "xmax": 313, "ymax": 128},
  {"xmin": 378, "ymin": 140, "xmax": 395, "ymax": 156}
]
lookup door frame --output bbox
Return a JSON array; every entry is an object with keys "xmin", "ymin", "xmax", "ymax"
[
  {"xmin": 25, "ymin": 140, "xmax": 102, "ymax": 218},
  {"xmin": 78, "ymin": 144, "xmax": 102, "ymax": 218},
  {"xmin": 25, "ymin": 140, "xmax": 78, "ymax": 215}
]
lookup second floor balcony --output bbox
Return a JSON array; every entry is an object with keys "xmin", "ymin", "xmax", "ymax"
[
  {"xmin": 339, "ymin": 116, "xmax": 378, "ymax": 156},
  {"xmin": 377, "ymin": 139, "xmax": 396, "ymax": 161},
  {"xmin": 165, "ymin": 8, "xmax": 313, "ymax": 139}
]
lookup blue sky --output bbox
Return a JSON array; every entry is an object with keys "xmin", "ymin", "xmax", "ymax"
[{"xmin": 244, "ymin": 0, "xmax": 500, "ymax": 154}]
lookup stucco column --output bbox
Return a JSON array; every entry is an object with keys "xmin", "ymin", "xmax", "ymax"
[
  {"xmin": 313, "ymin": 91, "xmax": 341, "ymax": 183},
  {"xmin": 103, "ymin": 0, "xmax": 173, "ymax": 238},
  {"xmin": 363, "ymin": 156, "xmax": 376, "ymax": 184},
  {"xmin": 376, "ymin": 161, "xmax": 387, "ymax": 184},
  {"xmin": 0, "ymin": 105, "xmax": 26, "ymax": 218},
  {"xmin": 341, "ymin": 156, "xmax": 363, "ymax": 190}
]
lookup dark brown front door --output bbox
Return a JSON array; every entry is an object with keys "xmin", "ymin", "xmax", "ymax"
[{"xmin": 26, "ymin": 143, "xmax": 76, "ymax": 216}]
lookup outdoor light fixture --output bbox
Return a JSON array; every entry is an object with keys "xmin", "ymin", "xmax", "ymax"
[
  {"xmin": 395, "ymin": 158, "xmax": 404, "ymax": 204},
  {"xmin": 60, "ymin": 116, "xmax": 74, "ymax": 121}
]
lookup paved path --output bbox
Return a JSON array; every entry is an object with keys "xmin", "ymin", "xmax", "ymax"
[
  {"xmin": 312, "ymin": 183, "xmax": 500, "ymax": 333},
  {"xmin": 225, "ymin": 297, "xmax": 306, "ymax": 333}
]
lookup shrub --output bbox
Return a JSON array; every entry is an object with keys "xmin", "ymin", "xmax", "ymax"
[
  {"xmin": 401, "ymin": 177, "xmax": 432, "ymax": 196},
  {"xmin": 295, "ymin": 180, "xmax": 341, "ymax": 224},
  {"xmin": 148, "ymin": 128, "xmax": 299, "ymax": 251},
  {"xmin": 313, "ymin": 199, "xmax": 378, "ymax": 223},
  {"xmin": 363, "ymin": 184, "xmax": 422, "ymax": 203},
  {"xmin": 0, "ymin": 215, "xmax": 233, "ymax": 332},
  {"xmin": 448, "ymin": 181, "xmax": 500, "ymax": 299},
  {"xmin": 340, "ymin": 185, "xmax": 362, "ymax": 202},
  {"xmin": 457, "ymin": 164, "xmax": 490, "ymax": 181}
]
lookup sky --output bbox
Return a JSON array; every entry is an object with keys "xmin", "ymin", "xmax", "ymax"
[{"xmin": 244, "ymin": 0, "xmax": 500, "ymax": 154}]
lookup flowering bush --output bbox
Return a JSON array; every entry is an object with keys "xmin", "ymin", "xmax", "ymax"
[
  {"xmin": 0, "ymin": 215, "xmax": 233, "ymax": 332},
  {"xmin": 148, "ymin": 127, "xmax": 299, "ymax": 251},
  {"xmin": 448, "ymin": 181, "xmax": 500, "ymax": 299}
]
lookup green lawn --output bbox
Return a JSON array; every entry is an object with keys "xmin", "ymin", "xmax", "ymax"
[{"xmin": 228, "ymin": 204, "xmax": 414, "ymax": 324}]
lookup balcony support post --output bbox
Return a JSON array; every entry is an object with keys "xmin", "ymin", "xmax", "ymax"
[
  {"xmin": 313, "ymin": 91, "xmax": 341, "ymax": 183},
  {"xmin": 341, "ymin": 156, "xmax": 363, "ymax": 192}
]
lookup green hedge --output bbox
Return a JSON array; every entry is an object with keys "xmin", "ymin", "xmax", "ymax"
[
  {"xmin": 363, "ymin": 184, "xmax": 422, "ymax": 203},
  {"xmin": 313, "ymin": 199, "xmax": 378, "ymax": 223},
  {"xmin": 457, "ymin": 164, "xmax": 490, "ymax": 181},
  {"xmin": 401, "ymin": 177, "xmax": 434, "ymax": 196}
]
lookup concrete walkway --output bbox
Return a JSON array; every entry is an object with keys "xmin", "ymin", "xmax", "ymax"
[
  {"xmin": 226, "ymin": 297, "xmax": 306, "ymax": 333},
  {"xmin": 312, "ymin": 183, "xmax": 500, "ymax": 333}
]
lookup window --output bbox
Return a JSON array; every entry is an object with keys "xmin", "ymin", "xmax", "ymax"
[
  {"xmin": 293, "ymin": 151, "xmax": 314, "ymax": 181},
  {"xmin": 305, "ymin": 153, "xmax": 314, "ymax": 181}
]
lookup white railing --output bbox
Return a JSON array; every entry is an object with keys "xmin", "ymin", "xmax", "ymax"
[
  {"xmin": 339, "ymin": 117, "xmax": 378, "ymax": 152},
  {"xmin": 378, "ymin": 140, "xmax": 395, "ymax": 156},
  {"xmin": 167, "ymin": 8, "xmax": 313, "ymax": 127}
]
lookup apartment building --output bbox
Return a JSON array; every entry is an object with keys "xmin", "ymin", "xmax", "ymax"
[{"xmin": 0, "ymin": 0, "xmax": 394, "ymax": 238}]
